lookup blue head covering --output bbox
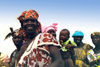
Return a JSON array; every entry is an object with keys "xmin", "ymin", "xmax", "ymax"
[{"xmin": 72, "ymin": 31, "xmax": 84, "ymax": 37}]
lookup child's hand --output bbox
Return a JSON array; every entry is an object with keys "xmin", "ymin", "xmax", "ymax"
[{"xmin": 65, "ymin": 44, "xmax": 76, "ymax": 49}]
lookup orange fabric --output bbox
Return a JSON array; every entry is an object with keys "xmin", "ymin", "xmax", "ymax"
[{"xmin": 18, "ymin": 10, "xmax": 39, "ymax": 21}]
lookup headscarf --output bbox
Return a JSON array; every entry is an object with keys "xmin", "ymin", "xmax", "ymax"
[
  {"xmin": 91, "ymin": 32, "xmax": 100, "ymax": 37},
  {"xmin": 18, "ymin": 9, "xmax": 41, "ymax": 33},
  {"xmin": 18, "ymin": 10, "xmax": 39, "ymax": 21},
  {"xmin": 72, "ymin": 31, "xmax": 84, "ymax": 37},
  {"xmin": 42, "ymin": 23, "xmax": 58, "ymax": 33}
]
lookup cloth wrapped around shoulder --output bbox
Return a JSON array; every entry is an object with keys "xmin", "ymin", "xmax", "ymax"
[{"xmin": 17, "ymin": 33, "xmax": 60, "ymax": 67}]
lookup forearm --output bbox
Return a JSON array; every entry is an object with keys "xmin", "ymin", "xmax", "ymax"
[
  {"xmin": 48, "ymin": 46, "xmax": 64, "ymax": 67},
  {"xmin": 46, "ymin": 59, "xmax": 64, "ymax": 67}
]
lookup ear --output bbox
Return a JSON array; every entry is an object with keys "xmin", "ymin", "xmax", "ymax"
[{"xmin": 68, "ymin": 35, "xmax": 70, "ymax": 39}]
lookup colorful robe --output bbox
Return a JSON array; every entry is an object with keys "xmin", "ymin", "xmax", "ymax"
[
  {"xmin": 17, "ymin": 33, "xmax": 60, "ymax": 67},
  {"xmin": 87, "ymin": 49, "xmax": 100, "ymax": 67},
  {"xmin": 74, "ymin": 43, "xmax": 91, "ymax": 67}
]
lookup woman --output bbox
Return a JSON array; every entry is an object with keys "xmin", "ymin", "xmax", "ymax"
[
  {"xmin": 72, "ymin": 31, "xmax": 92, "ymax": 67},
  {"xmin": 17, "ymin": 10, "xmax": 64, "ymax": 67}
]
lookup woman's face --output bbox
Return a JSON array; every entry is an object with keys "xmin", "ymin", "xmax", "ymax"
[
  {"xmin": 91, "ymin": 36, "xmax": 100, "ymax": 46},
  {"xmin": 47, "ymin": 29, "xmax": 56, "ymax": 37},
  {"xmin": 23, "ymin": 19, "xmax": 38, "ymax": 33},
  {"xmin": 73, "ymin": 36, "xmax": 83, "ymax": 44}
]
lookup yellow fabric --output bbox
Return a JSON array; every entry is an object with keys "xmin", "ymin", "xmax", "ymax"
[
  {"xmin": 2, "ymin": 66, "xmax": 6, "ymax": 67},
  {"xmin": 61, "ymin": 40, "xmax": 77, "ymax": 51},
  {"xmin": 74, "ymin": 44, "xmax": 91, "ymax": 67},
  {"xmin": 61, "ymin": 46, "xmax": 67, "ymax": 51},
  {"xmin": 76, "ymin": 60, "xmax": 82, "ymax": 67},
  {"xmin": 0, "ymin": 53, "xmax": 9, "ymax": 67},
  {"xmin": 74, "ymin": 48, "xmax": 86, "ymax": 60},
  {"xmin": 98, "ymin": 56, "xmax": 100, "ymax": 58},
  {"xmin": 81, "ymin": 50, "xmax": 86, "ymax": 59},
  {"xmin": 0, "ymin": 53, "xmax": 9, "ymax": 62}
]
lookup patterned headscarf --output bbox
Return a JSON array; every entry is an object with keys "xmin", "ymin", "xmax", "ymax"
[
  {"xmin": 18, "ymin": 10, "xmax": 39, "ymax": 21},
  {"xmin": 91, "ymin": 32, "xmax": 100, "ymax": 37},
  {"xmin": 18, "ymin": 9, "xmax": 41, "ymax": 33},
  {"xmin": 42, "ymin": 23, "xmax": 58, "ymax": 33}
]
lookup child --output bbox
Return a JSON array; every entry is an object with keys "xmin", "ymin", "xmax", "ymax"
[{"xmin": 59, "ymin": 29, "xmax": 77, "ymax": 67}]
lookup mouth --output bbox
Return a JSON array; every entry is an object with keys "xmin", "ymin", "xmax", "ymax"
[
  {"xmin": 27, "ymin": 27, "xmax": 33, "ymax": 29},
  {"xmin": 60, "ymin": 40, "xmax": 64, "ymax": 43},
  {"xmin": 76, "ymin": 40, "xmax": 80, "ymax": 42}
]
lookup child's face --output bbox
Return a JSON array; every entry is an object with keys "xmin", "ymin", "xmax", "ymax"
[
  {"xmin": 59, "ymin": 30, "xmax": 70, "ymax": 43},
  {"xmin": 12, "ymin": 35, "xmax": 23, "ymax": 47}
]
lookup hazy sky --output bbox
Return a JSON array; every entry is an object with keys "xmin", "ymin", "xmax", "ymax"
[{"xmin": 0, "ymin": 0, "xmax": 100, "ymax": 57}]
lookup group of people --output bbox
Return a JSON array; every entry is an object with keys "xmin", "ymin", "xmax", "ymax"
[{"xmin": 0, "ymin": 9, "xmax": 100, "ymax": 67}]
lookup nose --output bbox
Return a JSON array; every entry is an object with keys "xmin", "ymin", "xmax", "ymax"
[
  {"xmin": 28, "ymin": 21, "xmax": 32, "ymax": 24},
  {"xmin": 93, "ymin": 38, "xmax": 98, "ymax": 41},
  {"xmin": 60, "ymin": 35, "xmax": 64, "ymax": 39}
]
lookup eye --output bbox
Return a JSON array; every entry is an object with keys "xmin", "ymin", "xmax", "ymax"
[
  {"xmin": 24, "ymin": 19, "xmax": 29, "ymax": 22},
  {"xmin": 23, "ymin": 22, "xmax": 27, "ymax": 25},
  {"xmin": 31, "ymin": 19, "xmax": 37, "ymax": 22}
]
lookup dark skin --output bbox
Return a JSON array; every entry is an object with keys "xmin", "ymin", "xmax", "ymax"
[
  {"xmin": 40, "ymin": 28, "xmax": 63, "ymax": 67},
  {"xmin": 9, "ymin": 34, "xmax": 24, "ymax": 67},
  {"xmin": 16, "ymin": 19, "xmax": 39, "ymax": 64},
  {"xmin": 59, "ymin": 30, "xmax": 75, "ymax": 48},
  {"xmin": 12, "ymin": 36, "xmax": 23, "ymax": 51},
  {"xmin": 46, "ymin": 45, "xmax": 64, "ymax": 67},
  {"xmin": 19, "ymin": 19, "xmax": 64, "ymax": 67},
  {"xmin": 73, "ymin": 36, "xmax": 92, "ymax": 66},
  {"xmin": 46, "ymin": 29, "xmax": 64, "ymax": 67},
  {"xmin": 59, "ymin": 29, "xmax": 74, "ymax": 67},
  {"xmin": 8, "ymin": 19, "xmax": 37, "ymax": 67},
  {"xmin": 89, "ymin": 35, "xmax": 100, "ymax": 67},
  {"xmin": 47, "ymin": 29, "xmax": 56, "ymax": 38},
  {"xmin": 17, "ymin": 19, "xmax": 39, "ymax": 57},
  {"xmin": 91, "ymin": 35, "xmax": 100, "ymax": 53},
  {"xmin": 59, "ymin": 30, "xmax": 70, "ymax": 44},
  {"xmin": 73, "ymin": 36, "xmax": 83, "ymax": 47},
  {"xmin": 23, "ymin": 19, "xmax": 38, "ymax": 39}
]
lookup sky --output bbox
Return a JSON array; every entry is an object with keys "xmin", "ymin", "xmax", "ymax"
[{"xmin": 0, "ymin": 0, "xmax": 100, "ymax": 57}]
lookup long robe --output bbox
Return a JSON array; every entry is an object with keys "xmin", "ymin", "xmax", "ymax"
[{"xmin": 17, "ymin": 33, "xmax": 60, "ymax": 67}]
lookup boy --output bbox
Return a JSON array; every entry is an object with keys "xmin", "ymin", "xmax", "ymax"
[{"xmin": 59, "ymin": 29, "xmax": 76, "ymax": 67}]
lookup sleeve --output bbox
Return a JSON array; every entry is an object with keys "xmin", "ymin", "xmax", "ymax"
[{"xmin": 87, "ymin": 49, "xmax": 96, "ymax": 62}]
